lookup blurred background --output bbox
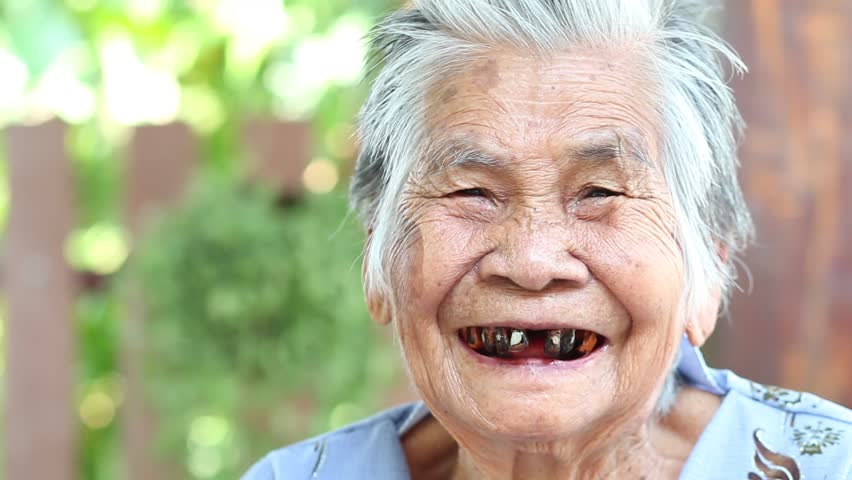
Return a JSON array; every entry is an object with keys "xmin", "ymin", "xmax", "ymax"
[{"xmin": 0, "ymin": 0, "xmax": 849, "ymax": 479}]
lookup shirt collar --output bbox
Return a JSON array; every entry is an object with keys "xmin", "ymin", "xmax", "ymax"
[{"xmin": 676, "ymin": 334, "xmax": 726, "ymax": 395}]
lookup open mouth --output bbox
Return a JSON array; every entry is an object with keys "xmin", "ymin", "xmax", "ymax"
[{"xmin": 458, "ymin": 326, "xmax": 607, "ymax": 362}]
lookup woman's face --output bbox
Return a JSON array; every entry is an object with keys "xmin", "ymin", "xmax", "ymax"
[{"xmin": 370, "ymin": 51, "xmax": 708, "ymax": 445}]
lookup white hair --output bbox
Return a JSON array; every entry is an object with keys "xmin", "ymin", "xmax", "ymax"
[{"xmin": 349, "ymin": 0, "xmax": 754, "ymax": 413}]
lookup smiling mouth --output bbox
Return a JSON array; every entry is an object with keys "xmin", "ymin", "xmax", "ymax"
[{"xmin": 458, "ymin": 326, "xmax": 607, "ymax": 362}]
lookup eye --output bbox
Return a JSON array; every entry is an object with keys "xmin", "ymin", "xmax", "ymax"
[
  {"xmin": 582, "ymin": 187, "xmax": 621, "ymax": 199},
  {"xmin": 451, "ymin": 187, "xmax": 488, "ymax": 198}
]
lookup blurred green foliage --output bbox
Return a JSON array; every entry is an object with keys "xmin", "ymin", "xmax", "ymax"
[
  {"xmin": 130, "ymin": 180, "xmax": 397, "ymax": 479},
  {"xmin": 0, "ymin": 0, "xmax": 401, "ymax": 479},
  {"xmin": 76, "ymin": 292, "xmax": 124, "ymax": 479}
]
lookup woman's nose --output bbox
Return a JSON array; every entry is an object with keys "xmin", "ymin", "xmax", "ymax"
[{"xmin": 477, "ymin": 216, "xmax": 591, "ymax": 292}]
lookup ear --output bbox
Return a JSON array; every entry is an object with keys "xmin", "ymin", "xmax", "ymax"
[
  {"xmin": 685, "ymin": 245, "xmax": 728, "ymax": 347},
  {"xmin": 363, "ymin": 231, "xmax": 392, "ymax": 326},
  {"xmin": 685, "ymin": 288, "xmax": 719, "ymax": 348}
]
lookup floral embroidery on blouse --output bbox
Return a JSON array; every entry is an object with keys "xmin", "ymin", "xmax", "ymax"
[
  {"xmin": 792, "ymin": 422, "xmax": 844, "ymax": 456},
  {"xmin": 749, "ymin": 382, "xmax": 803, "ymax": 408}
]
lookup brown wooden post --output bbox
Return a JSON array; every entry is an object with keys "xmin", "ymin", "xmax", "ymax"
[
  {"xmin": 708, "ymin": 0, "xmax": 852, "ymax": 407},
  {"xmin": 3, "ymin": 120, "xmax": 77, "ymax": 480},
  {"xmin": 243, "ymin": 117, "xmax": 311, "ymax": 198},
  {"xmin": 122, "ymin": 123, "xmax": 196, "ymax": 480}
]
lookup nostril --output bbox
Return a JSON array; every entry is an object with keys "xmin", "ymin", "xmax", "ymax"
[{"xmin": 477, "ymin": 244, "xmax": 591, "ymax": 293}]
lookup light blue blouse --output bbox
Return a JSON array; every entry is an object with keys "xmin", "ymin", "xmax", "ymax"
[{"xmin": 244, "ymin": 338, "xmax": 852, "ymax": 479}]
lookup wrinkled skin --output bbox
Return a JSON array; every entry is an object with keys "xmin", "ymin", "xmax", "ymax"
[{"xmin": 366, "ymin": 49, "xmax": 722, "ymax": 479}]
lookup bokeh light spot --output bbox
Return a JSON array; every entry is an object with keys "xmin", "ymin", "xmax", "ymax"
[
  {"xmin": 180, "ymin": 86, "xmax": 225, "ymax": 133},
  {"xmin": 189, "ymin": 415, "xmax": 231, "ymax": 448},
  {"xmin": 188, "ymin": 447, "xmax": 224, "ymax": 479},
  {"xmin": 187, "ymin": 415, "xmax": 231, "ymax": 478},
  {"xmin": 265, "ymin": 12, "xmax": 369, "ymax": 119},
  {"xmin": 214, "ymin": 0, "xmax": 288, "ymax": 50},
  {"xmin": 100, "ymin": 35, "xmax": 181, "ymax": 125},
  {"xmin": 79, "ymin": 391, "xmax": 116, "ymax": 430},
  {"xmin": 0, "ymin": 49, "xmax": 30, "ymax": 121},
  {"xmin": 128, "ymin": 0, "xmax": 165, "ymax": 21},
  {"xmin": 302, "ymin": 158, "xmax": 339, "ymax": 194},
  {"xmin": 31, "ymin": 57, "xmax": 96, "ymax": 124},
  {"xmin": 64, "ymin": 222, "xmax": 130, "ymax": 275}
]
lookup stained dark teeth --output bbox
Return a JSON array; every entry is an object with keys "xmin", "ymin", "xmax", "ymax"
[
  {"xmin": 481, "ymin": 327, "xmax": 498, "ymax": 354},
  {"xmin": 576, "ymin": 330, "xmax": 599, "ymax": 355},
  {"xmin": 494, "ymin": 328, "xmax": 510, "ymax": 355},
  {"xmin": 466, "ymin": 327, "xmax": 483, "ymax": 349},
  {"xmin": 544, "ymin": 329, "xmax": 567, "ymax": 357},
  {"xmin": 462, "ymin": 326, "xmax": 603, "ymax": 361},
  {"xmin": 560, "ymin": 328, "xmax": 577, "ymax": 355}
]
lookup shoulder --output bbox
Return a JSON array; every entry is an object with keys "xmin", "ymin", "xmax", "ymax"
[
  {"xmin": 709, "ymin": 369, "xmax": 851, "ymax": 478},
  {"xmin": 677, "ymin": 342, "xmax": 852, "ymax": 479},
  {"xmin": 719, "ymin": 368, "xmax": 852, "ymax": 426},
  {"xmin": 241, "ymin": 403, "xmax": 425, "ymax": 480}
]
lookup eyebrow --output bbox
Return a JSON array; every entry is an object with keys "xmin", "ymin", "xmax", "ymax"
[
  {"xmin": 423, "ymin": 129, "xmax": 652, "ymax": 177},
  {"xmin": 563, "ymin": 130, "xmax": 653, "ymax": 168}
]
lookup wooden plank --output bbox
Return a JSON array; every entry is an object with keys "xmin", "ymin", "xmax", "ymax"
[
  {"xmin": 125, "ymin": 123, "xmax": 198, "ymax": 232},
  {"xmin": 3, "ymin": 120, "xmax": 77, "ymax": 480},
  {"xmin": 122, "ymin": 123, "xmax": 196, "ymax": 480},
  {"xmin": 710, "ymin": 0, "xmax": 852, "ymax": 407},
  {"xmin": 243, "ymin": 118, "xmax": 311, "ymax": 198}
]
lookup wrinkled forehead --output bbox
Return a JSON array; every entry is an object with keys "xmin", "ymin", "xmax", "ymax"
[{"xmin": 421, "ymin": 49, "xmax": 663, "ymax": 173}]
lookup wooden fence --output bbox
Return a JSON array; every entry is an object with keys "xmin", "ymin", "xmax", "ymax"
[
  {"xmin": 3, "ymin": 118, "xmax": 310, "ymax": 480},
  {"xmin": 2, "ymin": 1, "xmax": 851, "ymax": 478}
]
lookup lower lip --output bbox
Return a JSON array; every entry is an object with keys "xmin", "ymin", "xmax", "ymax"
[{"xmin": 454, "ymin": 333, "xmax": 607, "ymax": 372}]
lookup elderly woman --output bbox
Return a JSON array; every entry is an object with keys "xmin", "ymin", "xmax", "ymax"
[{"xmin": 246, "ymin": 1, "xmax": 851, "ymax": 478}]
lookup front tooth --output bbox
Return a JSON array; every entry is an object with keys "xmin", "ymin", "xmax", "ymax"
[
  {"xmin": 560, "ymin": 329, "xmax": 577, "ymax": 355},
  {"xmin": 494, "ymin": 328, "xmax": 510, "ymax": 355},
  {"xmin": 508, "ymin": 329, "xmax": 528, "ymax": 352},
  {"xmin": 544, "ymin": 329, "xmax": 563, "ymax": 357}
]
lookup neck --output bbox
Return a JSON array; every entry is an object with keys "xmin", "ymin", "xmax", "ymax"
[
  {"xmin": 450, "ymin": 427, "xmax": 678, "ymax": 480},
  {"xmin": 403, "ymin": 386, "xmax": 720, "ymax": 480}
]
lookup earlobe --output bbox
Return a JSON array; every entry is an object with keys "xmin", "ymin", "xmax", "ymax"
[
  {"xmin": 363, "ymin": 233, "xmax": 392, "ymax": 326},
  {"xmin": 366, "ymin": 290, "xmax": 392, "ymax": 325},
  {"xmin": 685, "ymin": 316, "xmax": 713, "ymax": 347},
  {"xmin": 688, "ymin": 244, "xmax": 729, "ymax": 346},
  {"xmin": 686, "ymin": 287, "xmax": 721, "ymax": 348}
]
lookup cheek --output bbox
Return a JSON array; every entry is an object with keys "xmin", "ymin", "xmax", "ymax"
[
  {"xmin": 572, "ymin": 204, "xmax": 687, "ymax": 407},
  {"xmin": 578, "ymin": 201, "xmax": 685, "ymax": 328},
  {"xmin": 395, "ymin": 213, "xmax": 491, "ymax": 320},
  {"xmin": 389, "ymin": 218, "xmax": 491, "ymax": 403}
]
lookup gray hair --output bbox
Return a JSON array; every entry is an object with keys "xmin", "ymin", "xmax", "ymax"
[{"xmin": 350, "ymin": 0, "xmax": 754, "ymax": 412}]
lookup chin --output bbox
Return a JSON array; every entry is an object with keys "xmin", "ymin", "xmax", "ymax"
[{"xmin": 431, "ymin": 365, "xmax": 621, "ymax": 443}]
